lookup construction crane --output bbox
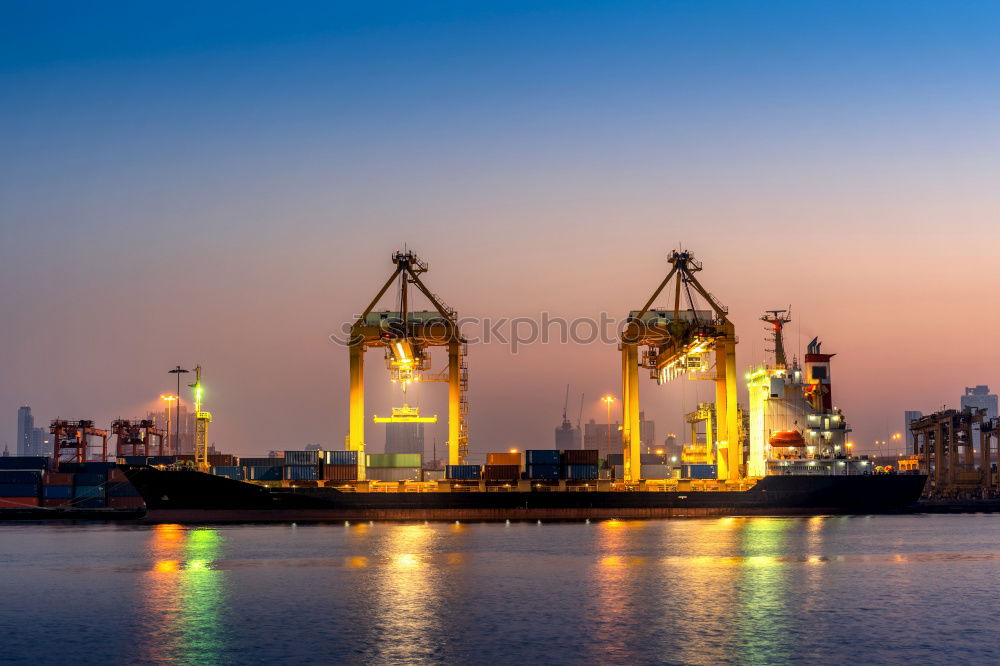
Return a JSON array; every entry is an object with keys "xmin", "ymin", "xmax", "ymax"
[
  {"xmin": 50, "ymin": 419, "xmax": 109, "ymax": 464},
  {"xmin": 189, "ymin": 365, "xmax": 212, "ymax": 471},
  {"xmin": 619, "ymin": 249, "xmax": 739, "ymax": 482},
  {"xmin": 348, "ymin": 250, "xmax": 467, "ymax": 479},
  {"xmin": 111, "ymin": 419, "xmax": 166, "ymax": 458}
]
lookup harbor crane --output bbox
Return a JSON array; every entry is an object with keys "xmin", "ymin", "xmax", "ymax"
[
  {"xmin": 348, "ymin": 250, "xmax": 468, "ymax": 480},
  {"xmin": 619, "ymin": 249, "xmax": 739, "ymax": 482},
  {"xmin": 50, "ymin": 419, "xmax": 109, "ymax": 463},
  {"xmin": 111, "ymin": 419, "xmax": 166, "ymax": 458}
]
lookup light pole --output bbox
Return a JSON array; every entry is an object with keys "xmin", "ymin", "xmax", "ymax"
[
  {"xmin": 160, "ymin": 394, "xmax": 177, "ymax": 455},
  {"xmin": 168, "ymin": 366, "xmax": 189, "ymax": 453},
  {"xmin": 601, "ymin": 395, "xmax": 616, "ymax": 453}
]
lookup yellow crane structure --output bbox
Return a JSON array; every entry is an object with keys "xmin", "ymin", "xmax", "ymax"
[
  {"xmin": 190, "ymin": 365, "xmax": 212, "ymax": 471},
  {"xmin": 348, "ymin": 251, "xmax": 467, "ymax": 480},
  {"xmin": 620, "ymin": 249, "xmax": 740, "ymax": 482}
]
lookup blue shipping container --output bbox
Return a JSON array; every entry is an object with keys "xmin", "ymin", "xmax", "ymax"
[
  {"xmin": 43, "ymin": 486, "xmax": 73, "ymax": 499},
  {"xmin": 323, "ymin": 450, "xmax": 359, "ymax": 466},
  {"xmin": 0, "ymin": 470, "xmax": 44, "ymax": 484},
  {"xmin": 246, "ymin": 466, "xmax": 282, "ymax": 481},
  {"xmin": 284, "ymin": 465, "xmax": 318, "ymax": 481},
  {"xmin": 106, "ymin": 482, "xmax": 141, "ymax": 497},
  {"xmin": 284, "ymin": 451, "xmax": 319, "ymax": 466},
  {"xmin": 211, "ymin": 466, "xmax": 244, "ymax": 480},
  {"xmin": 0, "ymin": 483, "xmax": 40, "ymax": 497},
  {"xmin": 562, "ymin": 464, "xmax": 599, "ymax": 480},
  {"xmin": 73, "ymin": 486, "xmax": 104, "ymax": 499},
  {"xmin": 74, "ymin": 473, "xmax": 105, "ymax": 486},
  {"xmin": 525, "ymin": 464, "xmax": 560, "ymax": 480},
  {"xmin": 0, "ymin": 457, "xmax": 48, "ymax": 470},
  {"xmin": 682, "ymin": 464, "xmax": 718, "ymax": 479},
  {"xmin": 525, "ymin": 450, "xmax": 561, "ymax": 465},
  {"xmin": 445, "ymin": 465, "xmax": 481, "ymax": 480}
]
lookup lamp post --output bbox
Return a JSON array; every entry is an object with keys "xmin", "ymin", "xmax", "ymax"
[
  {"xmin": 601, "ymin": 395, "xmax": 616, "ymax": 453},
  {"xmin": 168, "ymin": 366, "xmax": 189, "ymax": 453},
  {"xmin": 160, "ymin": 394, "xmax": 178, "ymax": 455}
]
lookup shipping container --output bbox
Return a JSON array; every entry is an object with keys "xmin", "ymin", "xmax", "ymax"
[
  {"xmin": 0, "ymin": 483, "xmax": 40, "ymax": 497},
  {"xmin": 482, "ymin": 464, "xmax": 520, "ymax": 480},
  {"xmin": 284, "ymin": 451, "xmax": 319, "ymax": 466},
  {"xmin": 562, "ymin": 449, "xmax": 599, "ymax": 466},
  {"xmin": 108, "ymin": 496, "xmax": 145, "ymax": 509},
  {"xmin": 239, "ymin": 457, "xmax": 280, "ymax": 468},
  {"xmin": 245, "ymin": 466, "xmax": 283, "ymax": 481},
  {"xmin": 211, "ymin": 466, "xmax": 244, "ymax": 480},
  {"xmin": 682, "ymin": 464, "xmax": 718, "ymax": 479},
  {"xmin": 366, "ymin": 453, "xmax": 422, "ymax": 468},
  {"xmin": 120, "ymin": 456, "xmax": 149, "ymax": 466},
  {"xmin": 73, "ymin": 498, "xmax": 106, "ymax": 509},
  {"xmin": 525, "ymin": 450, "xmax": 561, "ymax": 465},
  {"xmin": 0, "ymin": 497, "xmax": 40, "ymax": 508},
  {"xmin": 0, "ymin": 457, "xmax": 48, "ymax": 470},
  {"xmin": 323, "ymin": 450, "xmax": 359, "ymax": 466},
  {"xmin": 73, "ymin": 486, "xmax": 104, "ymax": 499},
  {"xmin": 525, "ymin": 464, "xmax": 560, "ymax": 480},
  {"xmin": 366, "ymin": 467, "xmax": 421, "ymax": 482},
  {"xmin": 207, "ymin": 454, "xmax": 236, "ymax": 467},
  {"xmin": 0, "ymin": 470, "xmax": 44, "ymax": 485},
  {"xmin": 42, "ymin": 498, "xmax": 71, "ymax": 508},
  {"xmin": 44, "ymin": 472, "xmax": 74, "ymax": 486},
  {"xmin": 607, "ymin": 453, "xmax": 668, "ymax": 467},
  {"xmin": 107, "ymin": 468, "xmax": 128, "ymax": 483},
  {"xmin": 74, "ymin": 473, "xmax": 105, "ymax": 486},
  {"xmin": 43, "ymin": 486, "xmax": 73, "ymax": 499},
  {"xmin": 106, "ymin": 482, "xmax": 142, "ymax": 497},
  {"xmin": 422, "ymin": 469, "xmax": 445, "ymax": 482},
  {"xmin": 640, "ymin": 464, "xmax": 672, "ymax": 479},
  {"xmin": 486, "ymin": 452, "xmax": 521, "ymax": 466},
  {"xmin": 60, "ymin": 462, "xmax": 116, "ymax": 473},
  {"xmin": 445, "ymin": 464, "xmax": 482, "ymax": 480},
  {"xmin": 321, "ymin": 464, "xmax": 358, "ymax": 482},
  {"xmin": 283, "ymin": 465, "xmax": 319, "ymax": 481},
  {"xmin": 562, "ymin": 463, "xmax": 599, "ymax": 480}
]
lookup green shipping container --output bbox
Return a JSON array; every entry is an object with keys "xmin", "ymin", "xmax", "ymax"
[{"xmin": 366, "ymin": 453, "xmax": 422, "ymax": 468}]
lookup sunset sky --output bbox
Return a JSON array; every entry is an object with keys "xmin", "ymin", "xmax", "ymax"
[{"xmin": 2, "ymin": 1, "xmax": 999, "ymax": 458}]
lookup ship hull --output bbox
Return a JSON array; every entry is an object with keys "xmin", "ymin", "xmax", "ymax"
[{"xmin": 123, "ymin": 467, "xmax": 927, "ymax": 523}]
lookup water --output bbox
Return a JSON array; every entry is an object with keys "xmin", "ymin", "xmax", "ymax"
[{"xmin": 1, "ymin": 515, "xmax": 999, "ymax": 665}]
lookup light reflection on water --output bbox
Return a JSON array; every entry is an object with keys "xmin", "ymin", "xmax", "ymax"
[{"xmin": 3, "ymin": 515, "xmax": 1000, "ymax": 664}]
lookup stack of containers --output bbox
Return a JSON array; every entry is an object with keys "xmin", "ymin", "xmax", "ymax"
[
  {"xmin": 284, "ymin": 450, "xmax": 320, "ymax": 481},
  {"xmin": 483, "ymin": 452, "xmax": 521, "ymax": 481},
  {"xmin": 210, "ymin": 466, "xmax": 244, "ymax": 480},
  {"xmin": 42, "ymin": 471, "xmax": 74, "ymax": 507},
  {"xmin": 366, "ymin": 453, "xmax": 421, "ymax": 481},
  {"xmin": 208, "ymin": 454, "xmax": 237, "ymax": 467},
  {"xmin": 72, "ymin": 471, "xmax": 106, "ymax": 509},
  {"xmin": 445, "ymin": 464, "xmax": 482, "ymax": 481},
  {"xmin": 561, "ymin": 449, "xmax": 599, "ymax": 480},
  {"xmin": 0, "ymin": 468, "xmax": 43, "ymax": 508},
  {"xmin": 682, "ymin": 464, "xmax": 718, "ymax": 479},
  {"xmin": 239, "ymin": 456, "xmax": 282, "ymax": 481},
  {"xmin": 105, "ymin": 466, "xmax": 145, "ymax": 509},
  {"xmin": 524, "ymin": 450, "xmax": 561, "ymax": 480},
  {"xmin": 322, "ymin": 450, "xmax": 359, "ymax": 482}
]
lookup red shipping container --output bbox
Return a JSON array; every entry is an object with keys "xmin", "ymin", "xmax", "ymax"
[
  {"xmin": 107, "ymin": 468, "xmax": 128, "ymax": 483},
  {"xmin": 42, "ymin": 498, "xmax": 71, "ymax": 508},
  {"xmin": 44, "ymin": 472, "xmax": 74, "ymax": 486},
  {"xmin": 483, "ymin": 464, "xmax": 520, "ymax": 480},
  {"xmin": 108, "ymin": 496, "xmax": 145, "ymax": 509},
  {"xmin": 208, "ymin": 454, "xmax": 236, "ymax": 466},
  {"xmin": 562, "ymin": 449, "xmax": 599, "ymax": 465},
  {"xmin": 0, "ymin": 497, "xmax": 40, "ymax": 508},
  {"xmin": 322, "ymin": 464, "xmax": 359, "ymax": 481}
]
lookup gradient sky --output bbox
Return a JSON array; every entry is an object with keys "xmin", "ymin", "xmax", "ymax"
[{"xmin": 2, "ymin": 1, "xmax": 999, "ymax": 458}]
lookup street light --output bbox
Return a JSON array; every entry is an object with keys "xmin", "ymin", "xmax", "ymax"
[
  {"xmin": 168, "ymin": 366, "xmax": 189, "ymax": 453},
  {"xmin": 601, "ymin": 395, "xmax": 616, "ymax": 453},
  {"xmin": 160, "ymin": 394, "xmax": 178, "ymax": 455}
]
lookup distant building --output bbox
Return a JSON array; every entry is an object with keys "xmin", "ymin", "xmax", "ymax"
[
  {"xmin": 904, "ymin": 410, "xmax": 922, "ymax": 452},
  {"xmin": 304, "ymin": 443, "xmax": 322, "ymax": 451},
  {"xmin": 28, "ymin": 427, "xmax": 48, "ymax": 457},
  {"xmin": 961, "ymin": 386, "xmax": 998, "ymax": 420},
  {"xmin": 554, "ymin": 417, "xmax": 581, "ymax": 450},
  {"xmin": 16, "ymin": 407, "xmax": 33, "ymax": 456},
  {"xmin": 663, "ymin": 433, "xmax": 681, "ymax": 461},
  {"xmin": 583, "ymin": 413, "xmax": 654, "ymax": 458}
]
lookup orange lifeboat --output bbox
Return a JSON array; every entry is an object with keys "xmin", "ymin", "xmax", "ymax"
[{"xmin": 769, "ymin": 430, "xmax": 806, "ymax": 448}]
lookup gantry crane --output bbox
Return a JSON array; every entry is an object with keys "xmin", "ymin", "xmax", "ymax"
[
  {"xmin": 189, "ymin": 365, "xmax": 212, "ymax": 471},
  {"xmin": 620, "ymin": 249, "xmax": 739, "ymax": 482},
  {"xmin": 50, "ymin": 419, "xmax": 109, "ymax": 464},
  {"xmin": 349, "ymin": 251, "xmax": 467, "ymax": 480},
  {"xmin": 111, "ymin": 419, "xmax": 167, "ymax": 458}
]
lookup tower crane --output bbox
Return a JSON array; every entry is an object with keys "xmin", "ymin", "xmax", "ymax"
[
  {"xmin": 189, "ymin": 365, "xmax": 212, "ymax": 471},
  {"xmin": 619, "ymin": 249, "xmax": 739, "ymax": 483},
  {"xmin": 348, "ymin": 250, "xmax": 467, "ymax": 480}
]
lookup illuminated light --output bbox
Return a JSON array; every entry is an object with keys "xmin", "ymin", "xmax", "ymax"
[
  {"xmin": 395, "ymin": 554, "xmax": 419, "ymax": 568},
  {"xmin": 509, "ymin": 448, "xmax": 519, "ymax": 454},
  {"xmin": 346, "ymin": 556, "xmax": 369, "ymax": 568},
  {"xmin": 154, "ymin": 559, "xmax": 181, "ymax": 573},
  {"xmin": 187, "ymin": 559, "xmax": 209, "ymax": 571},
  {"xmin": 601, "ymin": 555, "xmax": 624, "ymax": 568},
  {"xmin": 807, "ymin": 555, "xmax": 822, "ymax": 565}
]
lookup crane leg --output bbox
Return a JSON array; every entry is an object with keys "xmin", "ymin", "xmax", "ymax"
[
  {"xmin": 349, "ymin": 343, "xmax": 366, "ymax": 481},
  {"xmin": 448, "ymin": 340, "xmax": 461, "ymax": 466},
  {"xmin": 622, "ymin": 343, "xmax": 641, "ymax": 483}
]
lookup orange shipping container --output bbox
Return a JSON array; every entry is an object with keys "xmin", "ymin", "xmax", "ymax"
[
  {"xmin": 486, "ymin": 452, "xmax": 521, "ymax": 466},
  {"xmin": 0, "ymin": 497, "xmax": 40, "ymax": 508},
  {"xmin": 44, "ymin": 472, "xmax": 74, "ymax": 486}
]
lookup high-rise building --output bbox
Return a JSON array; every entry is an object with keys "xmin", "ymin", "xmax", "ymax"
[
  {"xmin": 28, "ymin": 427, "xmax": 48, "ymax": 457},
  {"xmin": 16, "ymin": 406, "xmax": 33, "ymax": 456},
  {"xmin": 961, "ymin": 386, "xmax": 998, "ymax": 419},
  {"xmin": 903, "ymin": 410, "xmax": 922, "ymax": 453}
]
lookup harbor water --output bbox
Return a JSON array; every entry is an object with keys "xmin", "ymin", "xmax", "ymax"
[{"xmin": 2, "ymin": 514, "xmax": 999, "ymax": 664}]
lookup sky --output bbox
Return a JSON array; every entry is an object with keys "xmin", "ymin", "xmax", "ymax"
[{"xmin": 2, "ymin": 1, "xmax": 999, "ymax": 459}]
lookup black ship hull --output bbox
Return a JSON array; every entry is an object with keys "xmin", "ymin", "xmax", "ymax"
[{"xmin": 123, "ymin": 467, "xmax": 927, "ymax": 523}]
